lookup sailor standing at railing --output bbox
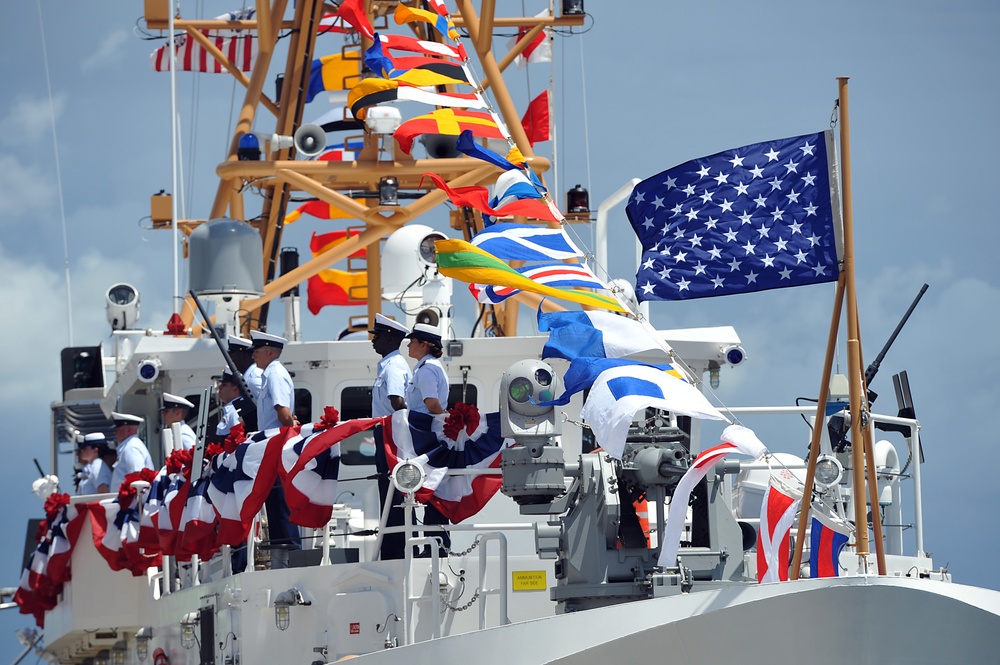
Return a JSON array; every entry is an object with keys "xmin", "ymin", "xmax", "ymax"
[
  {"xmin": 160, "ymin": 393, "xmax": 197, "ymax": 450},
  {"xmin": 369, "ymin": 314, "xmax": 412, "ymax": 561},
  {"xmin": 214, "ymin": 369, "xmax": 246, "ymax": 438},
  {"xmin": 109, "ymin": 412, "xmax": 153, "ymax": 492},
  {"xmin": 228, "ymin": 335, "xmax": 263, "ymax": 395},
  {"xmin": 251, "ymin": 330, "xmax": 301, "ymax": 568},
  {"xmin": 75, "ymin": 432, "xmax": 112, "ymax": 495},
  {"xmin": 404, "ymin": 323, "xmax": 452, "ymax": 555}
]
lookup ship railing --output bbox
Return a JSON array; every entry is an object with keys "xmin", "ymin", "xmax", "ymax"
[
  {"xmin": 400, "ymin": 531, "xmax": 511, "ymax": 646},
  {"xmin": 726, "ymin": 405, "xmax": 924, "ymax": 556}
]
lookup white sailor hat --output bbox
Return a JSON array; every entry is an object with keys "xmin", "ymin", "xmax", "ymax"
[
  {"xmin": 78, "ymin": 432, "xmax": 107, "ymax": 449},
  {"xmin": 250, "ymin": 330, "xmax": 287, "ymax": 349},
  {"xmin": 368, "ymin": 313, "xmax": 410, "ymax": 336},
  {"xmin": 228, "ymin": 334, "xmax": 253, "ymax": 351},
  {"xmin": 111, "ymin": 412, "xmax": 144, "ymax": 427},
  {"xmin": 405, "ymin": 323, "xmax": 443, "ymax": 346},
  {"xmin": 161, "ymin": 393, "xmax": 195, "ymax": 411}
]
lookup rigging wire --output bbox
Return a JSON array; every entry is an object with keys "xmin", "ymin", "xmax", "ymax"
[
  {"xmin": 169, "ymin": 0, "xmax": 181, "ymax": 314},
  {"xmin": 35, "ymin": 0, "xmax": 73, "ymax": 346}
]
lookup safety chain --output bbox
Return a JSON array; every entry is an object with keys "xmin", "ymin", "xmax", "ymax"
[
  {"xmin": 447, "ymin": 537, "xmax": 481, "ymax": 558},
  {"xmin": 442, "ymin": 589, "xmax": 480, "ymax": 612}
]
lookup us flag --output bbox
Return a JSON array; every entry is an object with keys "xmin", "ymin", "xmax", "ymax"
[{"xmin": 626, "ymin": 131, "xmax": 841, "ymax": 301}]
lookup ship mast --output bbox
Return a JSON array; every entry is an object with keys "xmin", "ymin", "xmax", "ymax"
[{"xmin": 144, "ymin": 1, "xmax": 583, "ymax": 335}]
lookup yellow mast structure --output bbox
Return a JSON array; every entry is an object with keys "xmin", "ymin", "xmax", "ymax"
[{"xmin": 143, "ymin": 1, "xmax": 582, "ymax": 334}]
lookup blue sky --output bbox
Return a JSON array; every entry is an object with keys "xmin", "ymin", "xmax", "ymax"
[{"xmin": 2, "ymin": 1, "xmax": 999, "ymax": 658}]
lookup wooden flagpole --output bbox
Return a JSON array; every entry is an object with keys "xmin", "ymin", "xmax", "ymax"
[
  {"xmin": 793, "ymin": 78, "xmax": 889, "ymax": 578},
  {"xmin": 836, "ymin": 76, "xmax": 886, "ymax": 574},
  {"xmin": 790, "ymin": 274, "xmax": 845, "ymax": 579}
]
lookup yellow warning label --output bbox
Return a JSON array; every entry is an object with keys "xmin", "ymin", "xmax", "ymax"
[{"xmin": 512, "ymin": 570, "xmax": 547, "ymax": 591}]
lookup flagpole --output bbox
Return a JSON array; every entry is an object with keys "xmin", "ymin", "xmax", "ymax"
[
  {"xmin": 790, "ymin": 274, "xmax": 845, "ymax": 579},
  {"xmin": 836, "ymin": 76, "xmax": 879, "ymax": 572}
]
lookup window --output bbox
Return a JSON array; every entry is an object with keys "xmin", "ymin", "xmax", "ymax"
[
  {"xmin": 335, "ymin": 383, "xmax": 480, "ymax": 466},
  {"xmin": 294, "ymin": 388, "xmax": 312, "ymax": 425},
  {"xmin": 339, "ymin": 386, "xmax": 377, "ymax": 466}
]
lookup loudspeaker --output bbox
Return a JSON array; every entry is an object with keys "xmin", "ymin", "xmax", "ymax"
[{"xmin": 293, "ymin": 124, "xmax": 327, "ymax": 157}]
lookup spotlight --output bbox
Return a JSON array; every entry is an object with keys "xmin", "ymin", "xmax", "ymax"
[
  {"xmin": 814, "ymin": 454, "xmax": 844, "ymax": 489},
  {"xmin": 106, "ymin": 283, "xmax": 140, "ymax": 331},
  {"xmin": 392, "ymin": 460, "xmax": 425, "ymax": 495}
]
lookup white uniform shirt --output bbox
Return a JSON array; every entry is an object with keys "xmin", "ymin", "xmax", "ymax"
[
  {"xmin": 216, "ymin": 400, "xmax": 241, "ymax": 436},
  {"xmin": 111, "ymin": 434, "xmax": 154, "ymax": 491},
  {"xmin": 244, "ymin": 363, "xmax": 263, "ymax": 400},
  {"xmin": 77, "ymin": 458, "xmax": 111, "ymax": 495},
  {"xmin": 405, "ymin": 357, "xmax": 449, "ymax": 415},
  {"xmin": 372, "ymin": 351, "xmax": 411, "ymax": 417},
  {"xmin": 258, "ymin": 360, "xmax": 294, "ymax": 431},
  {"xmin": 176, "ymin": 421, "xmax": 197, "ymax": 450}
]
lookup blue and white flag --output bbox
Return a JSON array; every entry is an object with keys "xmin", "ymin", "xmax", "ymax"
[
  {"xmin": 626, "ymin": 131, "xmax": 841, "ymax": 301},
  {"xmin": 534, "ymin": 358, "xmax": 675, "ymax": 407},
  {"xmin": 539, "ymin": 309, "xmax": 667, "ymax": 361},
  {"xmin": 580, "ymin": 361, "xmax": 726, "ymax": 458},
  {"xmin": 472, "ymin": 222, "xmax": 583, "ymax": 261}
]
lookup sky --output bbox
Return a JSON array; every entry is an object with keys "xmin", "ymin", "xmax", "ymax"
[{"xmin": 2, "ymin": 0, "xmax": 999, "ymax": 659}]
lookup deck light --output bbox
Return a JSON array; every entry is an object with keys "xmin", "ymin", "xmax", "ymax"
[
  {"xmin": 111, "ymin": 641, "xmax": 127, "ymax": 665},
  {"xmin": 180, "ymin": 613, "xmax": 199, "ymax": 649},
  {"xmin": 273, "ymin": 588, "xmax": 311, "ymax": 631},
  {"xmin": 135, "ymin": 628, "xmax": 152, "ymax": 662}
]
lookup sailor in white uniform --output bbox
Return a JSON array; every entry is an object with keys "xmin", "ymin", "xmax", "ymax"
[
  {"xmin": 369, "ymin": 314, "xmax": 412, "ymax": 560},
  {"xmin": 76, "ymin": 432, "xmax": 112, "ymax": 495},
  {"xmin": 404, "ymin": 323, "xmax": 449, "ymax": 416},
  {"xmin": 251, "ymin": 331, "xmax": 296, "ymax": 431},
  {"xmin": 228, "ymin": 334, "xmax": 263, "ymax": 400},
  {"xmin": 250, "ymin": 330, "xmax": 300, "ymax": 567},
  {"xmin": 215, "ymin": 369, "xmax": 247, "ymax": 437},
  {"xmin": 161, "ymin": 392, "xmax": 197, "ymax": 450},
  {"xmin": 404, "ymin": 323, "xmax": 452, "ymax": 554},
  {"xmin": 110, "ymin": 412, "xmax": 154, "ymax": 491}
]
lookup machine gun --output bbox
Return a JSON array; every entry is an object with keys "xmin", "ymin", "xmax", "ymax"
[{"xmin": 864, "ymin": 283, "xmax": 928, "ymax": 405}]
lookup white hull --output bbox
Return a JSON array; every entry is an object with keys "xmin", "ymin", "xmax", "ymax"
[{"xmin": 352, "ymin": 577, "xmax": 1000, "ymax": 665}]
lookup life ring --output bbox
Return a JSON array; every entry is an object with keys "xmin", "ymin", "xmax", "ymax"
[{"xmin": 153, "ymin": 647, "xmax": 169, "ymax": 665}]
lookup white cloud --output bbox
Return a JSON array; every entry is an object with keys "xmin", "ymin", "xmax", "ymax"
[
  {"xmin": 81, "ymin": 29, "xmax": 131, "ymax": 73},
  {"xmin": 0, "ymin": 92, "xmax": 66, "ymax": 145},
  {"xmin": 0, "ymin": 153, "xmax": 58, "ymax": 222}
]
